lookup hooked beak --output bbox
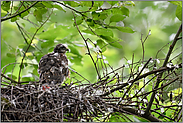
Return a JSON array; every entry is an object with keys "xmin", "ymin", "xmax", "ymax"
[{"xmin": 66, "ymin": 48, "xmax": 69, "ymax": 52}]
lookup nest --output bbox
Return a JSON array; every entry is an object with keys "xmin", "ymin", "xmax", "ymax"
[{"xmin": 1, "ymin": 82, "xmax": 108, "ymax": 122}]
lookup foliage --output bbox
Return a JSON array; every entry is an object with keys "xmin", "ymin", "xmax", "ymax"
[{"xmin": 1, "ymin": 1, "xmax": 182, "ymax": 122}]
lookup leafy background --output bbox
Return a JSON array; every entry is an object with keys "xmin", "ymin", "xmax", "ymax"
[
  {"xmin": 1, "ymin": 1, "xmax": 181, "ymax": 82},
  {"xmin": 1, "ymin": 1, "xmax": 182, "ymax": 122}
]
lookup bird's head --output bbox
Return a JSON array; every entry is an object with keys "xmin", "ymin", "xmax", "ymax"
[{"xmin": 54, "ymin": 44, "xmax": 69, "ymax": 53}]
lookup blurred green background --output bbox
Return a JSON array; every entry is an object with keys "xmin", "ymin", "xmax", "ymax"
[{"xmin": 1, "ymin": 1, "xmax": 182, "ymax": 83}]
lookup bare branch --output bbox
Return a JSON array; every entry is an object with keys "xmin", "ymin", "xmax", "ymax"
[
  {"xmin": 144, "ymin": 24, "xmax": 182, "ymax": 116},
  {"xmin": 1, "ymin": 1, "xmax": 39, "ymax": 22}
]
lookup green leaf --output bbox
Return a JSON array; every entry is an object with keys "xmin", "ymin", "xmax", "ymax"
[
  {"xmin": 93, "ymin": 1, "xmax": 104, "ymax": 7},
  {"xmin": 64, "ymin": 1, "xmax": 80, "ymax": 7},
  {"xmin": 95, "ymin": 28, "xmax": 113, "ymax": 37},
  {"xmin": 39, "ymin": 25, "xmax": 71, "ymax": 40},
  {"xmin": 33, "ymin": 9, "xmax": 42, "ymax": 22},
  {"xmin": 110, "ymin": 14, "xmax": 126, "ymax": 23},
  {"xmin": 107, "ymin": 1, "xmax": 118, "ymax": 6},
  {"xmin": 111, "ymin": 7, "xmax": 129, "ymax": 16},
  {"xmin": 120, "ymin": 6, "xmax": 129, "ymax": 17},
  {"xmin": 134, "ymin": 116, "xmax": 149, "ymax": 122},
  {"xmin": 70, "ymin": 56, "xmax": 82, "ymax": 66},
  {"xmin": 33, "ymin": 68, "xmax": 39, "ymax": 76},
  {"xmin": 53, "ymin": 4, "xmax": 66, "ymax": 12},
  {"xmin": 14, "ymin": 5, "xmax": 29, "ymax": 18},
  {"xmin": 86, "ymin": 19, "xmax": 95, "ymax": 27},
  {"xmin": 169, "ymin": 1, "xmax": 182, "ymax": 7},
  {"xmin": 100, "ymin": 35, "xmax": 122, "ymax": 49},
  {"xmin": 42, "ymin": 1, "xmax": 53, "ymax": 8},
  {"xmin": 18, "ymin": 44, "xmax": 26, "ymax": 48},
  {"xmin": 28, "ymin": 55, "xmax": 34, "ymax": 59},
  {"xmin": 89, "ymin": 1, "xmax": 104, "ymax": 11},
  {"xmin": 6, "ymin": 53, "xmax": 15, "ymax": 58},
  {"xmin": 116, "ymin": 26, "xmax": 135, "ymax": 33},
  {"xmin": 34, "ymin": 2, "xmax": 46, "ymax": 8},
  {"xmin": 68, "ymin": 45, "xmax": 82, "ymax": 57},
  {"xmin": 96, "ymin": 39, "xmax": 107, "ymax": 52},
  {"xmin": 48, "ymin": 47, "xmax": 54, "ymax": 52},
  {"xmin": 82, "ymin": 29, "xmax": 95, "ymax": 35},
  {"xmin": 33, "ymin": 64, "xmax": 38, "ymax": 69},
  {"xmin": 79, "ymin": 1, "xmax": 93, "ymax": 7},
  {"xmin": 176, "ymin": 5, "xmax": 182, "ymax": 21},
  {"xmin": 92, "ymin": 11, "xmax": 100, "ymax": 20},
  {"xmin": 111, "ymin": 8, "xmax": 121, "ymax": 14},
  {"xmin": 23, "ymin": 45, "xmax": 35, "ymax": 52},
  {"xmin": 41, "ymin": 40, "xmax": 54, "ymax": 48},
  {"xmin": 109, "ymin": 113, "xmax": 128, "ymax": 122},
  {"xmin": 7, "ymin": 74, "xmax": 17, "ymax": 80},
  {"xmin": 22, "ymin": 77, "xmax": 32, "ymax": 82},
  {"xmin": 11, "ymin": 16, "xmax": 18, "ymax": 22},
  {"xmin": 1, "ymin": 10, "xmax": 7, "ymax": 18},
  {"xmin": 33, "ymin": 8, "xmax": 47, "ymax": 22},
  {"xmin": 73, "ymin": 16, "xmax": 83, "ymax": 26},
  {"xmin": 123, "ymin": 1, "xmax": 135, "ymax": 6},
  {"xmin": 1, "ymin": 1, "xmax": 11, "ymax": 11},
  {"xmin": 19, "ymin": 63, "xmax": 28, "ymax": 69},
  {"xmin": 99, "ymin": 12, "xmax": 108, "ymax": 20}
]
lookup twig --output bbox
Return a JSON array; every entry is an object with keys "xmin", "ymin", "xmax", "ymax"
[
  {"xmin": 141, "ymin": 30, "xmax": 151, "ymax": 62},
  {"xmin": 1, "ymin": 1, "xmax": 38, "ymax": 22},
  {"xmin": 17, "ymin": 9, "xmax": 53, "ymax": 83},
  {"xmin": 1, "ymin": 73, "xmax": 18, "ymax": 84},
  {"xmin": 121, "ymin": 57, "xmax": 152, "ymax": 100},
  {"xmin": 72, "ymin": 11, "xmax": 101, "ymax": 80},
  {"xmin": 144, "ymin": 24, "xmax": 182, "ymax": 116},
  {"xmin": 69, "ymin": 67, "xmax": 90, "ymax": 83}
]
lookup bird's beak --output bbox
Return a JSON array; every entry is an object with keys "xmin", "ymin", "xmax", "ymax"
[{"xmin": 66, "ymin": 48, "xmax": 69, "ymax": 52}]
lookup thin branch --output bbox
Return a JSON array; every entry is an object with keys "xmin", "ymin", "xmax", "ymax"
[
  {"xmin": 1, "ymin": 1, "xmax": 39, "ymax": 22},
  {"xmin": 100, "ymin": 62, "xmax": 180, "ymax": 97},
  {"xmin": 144, "ymin": 24, "xmax": 182, "ymax": 116},
  {"xmin": 17, "ymin": 9, "xmax": 53, "ymax": 83},
  {"xmin": 1, "ymin": 73, "xmax": 18, "ymax": 84},
  {"xmin": 121, "ymin": 57, "xmax": 152, "ymax": 100},
  {"xmin": 69, "ymin": 67, "xmax": 90, "ymax": 83},
  {"xmin": 72, "ymin": 11, "xmax": 101, "ymax": 80}
]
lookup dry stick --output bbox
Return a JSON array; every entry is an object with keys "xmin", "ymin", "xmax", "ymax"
[
  {"xmin": 100, "ymin": 64, "xmax": 179, "ymax": 97},
  {"xmin": 1, "ymin": 1, "xmax": 38, "ymax": 22},
  {"xmin": 151, "ymin": 109, "xmax": 175, "ymax": 121},
  {"xmin": 144, "ymin": 24, "xmax": 182, "ymax": 116},
  {"xmin": 120, "ymin": 58, "xmax": 152, "ymax": 100},
  {"xmin": 16, "ymin": 22, "xmax": 44, "ymax": 54},
  {"xmin": 72, "ymin": 11, "xmax": 101, "ymax": 80},
  {"xmin": 127, "ymin": 75, "xmax": 180, "ymax": 101},
  {"xmin": 69, "ymin": 68, "xmax": 90, "ymax": 83},
  {"xmin": 140, "ymin": 33, "xmax": 144, "ymax": 61},
  {"xmin": 141, "ymin": 30, "xmax": 151, "ymax": 62},
  {"xmin": 17, "ymin": 9, "xmax": 53, "ymax": 83},
  {"xmin": 1, "ymin": 73, "xmax": 18, "ymax": 84},
  {"xmin": 13, "ymin": 1, "xmax": 24, "ymax": 16}
]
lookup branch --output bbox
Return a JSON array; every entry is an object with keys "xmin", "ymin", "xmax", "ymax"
[
  {"xmin": 1, "ymin": 1, "xmax": 39, "ymax": 22},
  {"xmin": 72, "ymin": 11, "xmax": 101, "ymax": 80},
  {"xmin": 120, "ymin": 58, "xmax": 152, "ymax": 101},
  {"xmin": 1, "ymin": 73, "xmax": 18, "ymax": 84},
  {"xmin": 17, "ymin": 9, "xmax": 53, "ymax": 83},
  {"xmin": 121, "ymin": 107, "xmax": 162, "ymax": 122},
  {"xmin": 144, "ymin": 24, "xmax": 182, "ymax": 116},
  {"xmin": 99, "ymin": 64, "xmax": 181, "ymax": 97},
  {"xmin": 69, "ymin": 67, "xmax": 90, "ymax": 83}
]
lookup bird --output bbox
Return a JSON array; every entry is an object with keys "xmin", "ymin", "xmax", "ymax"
[{"xmin": 38, "ymin": 44, "xmax": 70, "ymax": 90}]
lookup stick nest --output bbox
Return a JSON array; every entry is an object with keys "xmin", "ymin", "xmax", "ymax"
[{"xmin": 1, "ymin": 82, "xmax": 108, "ymax": 122}]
